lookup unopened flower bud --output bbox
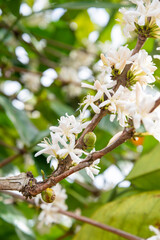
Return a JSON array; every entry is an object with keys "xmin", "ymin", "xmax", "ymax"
[
  {"xmin": 41, "ymin": 188, "xmax": 55, "ymax": 203},
  {"xmin": 108, "ymin": 131, "xmax": 123, "ymax": 146},
  {"xmin": 83, "ymin": 132, "xmax": 96, "ymax": 148}
]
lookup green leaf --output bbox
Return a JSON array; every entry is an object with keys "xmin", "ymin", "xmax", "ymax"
[
  {"xmin": 6, "ymin": 0, "xmax": 21, "ymax": 16},
  {"xmin": 53, "ymin": 1, "xmax": 131, "ymax": 10},
  {"xmin": 126, "ymin": 143, "xmax": 160, "ymax": 190},
  {"xmin": 0, "ymin": 202, "xmax": 35, "ymax": 239},
  {"xmin": 0, "ymin": 96, "xmax": 39, "ymax": 146},
  {"xmin": 50, "ymin": 99, "xmax": 74, "ymax": 116},
  {"xmin": 74, "ymin": 191, "xmax": 160, "ymax": 240}
]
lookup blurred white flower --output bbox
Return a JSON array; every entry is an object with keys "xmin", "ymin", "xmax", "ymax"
[
  {"xmin": 59, "ymin": 67, "xmax": 80, "ymax": 83},
  {"xmin": 147, "ymin": 225, "xmax": 160, "ymax": 240},
  {"xmin": 21, "ymin": 73, "xmax": 40, "ymax": 92}
]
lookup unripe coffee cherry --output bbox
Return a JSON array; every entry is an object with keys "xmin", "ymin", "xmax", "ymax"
[
  {"xmin": 41, "ymin": 188, "xmax": 55, "ymax": 203},
  {"xmin": 83, "ymin": 132, "xmax": 96, "ymax": 148}
]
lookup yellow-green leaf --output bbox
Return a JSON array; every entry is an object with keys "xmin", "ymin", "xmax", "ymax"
[
  {"xmin": 74, "ymin": 191, "xmax": 160, "ymax": 240},
  {"xmin": 126, "ymin": 143, "xmax": 160, "ymax": 190}
]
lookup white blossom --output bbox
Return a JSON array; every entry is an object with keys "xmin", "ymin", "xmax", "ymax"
[
  {"xmin": 99, "ymin": 86, "xmax": 133, "ymax": 127},
  {"xmin": 81, "ymin": 94, "xmax": 101, "ymax": 115},
  {"xmin": 100, "ymin": 45, "xmax": 134, "ymax": 73},
  {"xmin": 82, "ymin": 79, "xmax": 115, "ymax": 101},
  {"xmin": 35, "ymin": 132, "xmax": 60, "ymax": 163},
  {"xmin": 55, "ymin": 134, "xmax": 88, "ymax": 164},
  {"xmin": 147, "ymin": 225, "xmax": 160, "ymax": 240},
  {"xmin": 85, "ymin": 159, "xmax": 100, "ymax": 180},
  {"xmin": 119, "ymin": 0, "xmax": 160, "ymax": 38},
  {"xmin": 131, "ymin": 50, "xmax": 157, "ymax": 85},
  {"xmin": 50, "ymin": 114, "xmax": 90, "ymax": 140},
  {"xmin": 35, "ymin": 184, "xmax": 68, "ymax": 226},
  {"xmin": 130, "ymin": 83, "xmax": 155, "ymax": 130}
]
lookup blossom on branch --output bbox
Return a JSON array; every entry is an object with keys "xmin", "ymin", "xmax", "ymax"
[
  {"xmin": 119, "ymin": 0, "xmax": 160, "ymax": 38},
  {"xmin": 50, "ymin": 113, "xmax": 90, "ymax": 140},
  {"xmin": 100, "ymin": 45, "xmax": 134, "ymax": 74}
]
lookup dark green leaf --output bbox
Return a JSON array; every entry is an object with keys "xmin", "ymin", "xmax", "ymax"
[{"xmin": 0, "ymin": 96, "xmax": 39, "ymax": 146}]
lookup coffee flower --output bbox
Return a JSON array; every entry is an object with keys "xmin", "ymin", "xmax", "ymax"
[
  {"xmin": 100, "ymin": 45, "xmax": 134, "ymax": 74},
  {"xmin": 99, "ymin": 86, "xmax": 133, "ymax": 127},
  {"xmin": 35, "ymin": 132, "xmax": 60, "ymax": 163},
  {"xmin": 130, "ymin": 83, "xmax": 155, "ymax": 129},
  {"xmin": 119, "ymin": 0, "xmax": 160, "ymax": 38},
  {"xmin": 50, "ymin": 114, "xmax": 90, "ymax": 140},
  {"xmin": 131, "ymin": 50, "xmax": 157, "ymax": 86},
  {"xmin": 55, "ymin": 134, "xmax": 88, "ymax": 164},
  {"xmin": 82, "ymin": 78, "xmax": 115, "ymax": 101},
  {"xmin": 81, "ymin": 94, "xmax": 101, "ymax": 115}
]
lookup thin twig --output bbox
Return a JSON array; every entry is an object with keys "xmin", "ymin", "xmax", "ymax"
[
  {"xmin": 58, "ymin": 209, "xmax": 144, "ymax": 240},
  {"xmin": 10, "ymin": 66, "xmax": 42, "ymax": 76},
  {"xmin": 0, "ymin": 153, "xmax": 21, "ymax": 168},
  {"xmin": 0, "ymin": 140, "xmax": 18, "ymax": 151},
  {"xmin": 150, "ymin": 97, "xmax": 160, "ymax": 113}
]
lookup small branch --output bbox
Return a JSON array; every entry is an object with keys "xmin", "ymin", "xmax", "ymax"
[
  {"xmin": 0, "ymin": 140, "xmax": 18, "ymax": 151},
  {"xmin": 132, "ymin": 35, "xmax": 147, "ymax": 55},
  {"xmin": 47, "ymin": 38, "xmax": 74, "ymax": 51},
  {"xmin": 0, "ymin": 153, "xmax": 21, "ymax": 168},
  {"xmin": 150, "ymin": 97, "xmax": 160, "ymax": 113},
  {"xmin": 114, "ymin": 35, "xmax": 147, "ymax": 91},
  {"xmin": 0, "ymin": 172, "xmax": 33, "ymax": 191},
  {"xmin": 58, "ymin": 209, "xmax": 144, "ymax": 240},
  {"xmin": 9, "ymin": 66, "xmax": 42, "ymax": 76}
]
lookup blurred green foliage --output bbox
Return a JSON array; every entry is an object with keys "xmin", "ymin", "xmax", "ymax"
[{"xmin": 0, "ymin": 0, "xmax": 160, "ymax": 239}]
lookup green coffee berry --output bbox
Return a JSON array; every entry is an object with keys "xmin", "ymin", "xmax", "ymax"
[
  {"xmin": 83, "ymin": 132, "xmax": 96, "ymax": 148},
  {"xmin": 41, "ymin": 188, "xmax": 56, "ymax": 203}
]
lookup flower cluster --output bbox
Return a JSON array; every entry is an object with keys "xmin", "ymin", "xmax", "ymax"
[
  {"xmin": 35, "ymin": 184, "xmax": 68, "ymax": 226},
  {"xmin": 119, "ymin": 0, "xmax": 160, "ymax": 38},
  {"xmin": 81, "ymin": 44, "xmax": 160, "ymax": 142},
  {"xmin": 35, "ymin": 114, "xmax": 100, "ymax": 179}
]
